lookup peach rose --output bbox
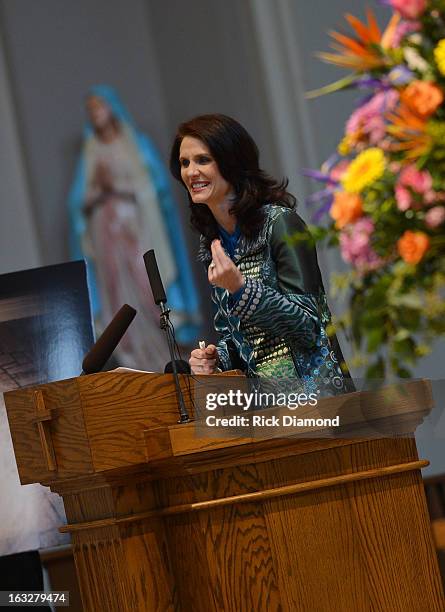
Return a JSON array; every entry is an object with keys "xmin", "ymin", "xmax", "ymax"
[
  {"xmin": 401, "ymin": 81, "xmax": 444, "ymax": 118},
  {"xmin": 330, "ymin": 192, "xmax": 363, "ymax": 229},
  {"xmin": 330, "ymin": 160, "xmax": 350, "ymax": 182},
  {"xmin": 397, "ymin": 230, "xmax": 430, "ymax": 264}
]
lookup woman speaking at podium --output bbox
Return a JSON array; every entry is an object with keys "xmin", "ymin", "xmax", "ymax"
[{"xmin": 170, "ymin": 114, "xmax": 352, "ymax": 396}]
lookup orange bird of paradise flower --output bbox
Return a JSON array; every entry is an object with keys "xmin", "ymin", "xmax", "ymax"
[
  {"xmin": 318, "ymin": 9, "xmax": 400, "ymax": 71},
  {"xmin": 386, "ymin": 105, "xmax": 433, "ymax": 160}
]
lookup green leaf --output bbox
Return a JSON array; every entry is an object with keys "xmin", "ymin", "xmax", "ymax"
[
  {"xmin": 397, "ymin": 308, "xmax": 421, "ymax": 331},
  {"xmin": 360, "ymin": 311, "xmax": 385, "ymax": 330},
  {"xmin": 394, "ymin": 366, "xmax": 412, "ymax": 378},
  {"xmin": 392, "ymin": 336, "xmax": 416, "ymax": 358},
  {"xmin": 305, "ymin": 73, "xmax": 358, "ymax": 99},
  {"xmin": 388, "ymin": 293, "xmax": 423, "ymax": 309},
  {"xmin": 366, "ymin": 327, "xmax": 385, "ymax": 353},
  {"xmin": 393, "ymin": 328, "xmax": 411, "ymax": 342},
  {"xmin": 365, "ymin": 357, "xmax": 385, "ymax": 380}
]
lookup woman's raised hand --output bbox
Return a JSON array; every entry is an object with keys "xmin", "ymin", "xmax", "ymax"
[
  {"xmin": 208, "ymin": 240, "xmax": 244, "ymax": 294},
  {"xmin": 189, "ymin": 344, "xmax": 219, "ymax": 374}
]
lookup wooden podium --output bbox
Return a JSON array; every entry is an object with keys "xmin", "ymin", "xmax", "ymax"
[{"xmin": 4, "ymin": 373, "xmax": 444, "ymax": 611}]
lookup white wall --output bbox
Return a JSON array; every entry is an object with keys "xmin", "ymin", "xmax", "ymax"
[
  {"xmin": 0, "ymin": 29, "xmax": 41, "ymax": 273},
  {"xmin": 0, "ymin": 0, "xmax": 174, "ymax": 266}
]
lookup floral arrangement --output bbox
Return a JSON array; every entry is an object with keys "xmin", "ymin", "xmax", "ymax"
[{"xmin": 305, "ymin": 0, "xmax": 445, "ymax": 378}]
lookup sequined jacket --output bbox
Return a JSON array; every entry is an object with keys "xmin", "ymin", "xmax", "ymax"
[{"xmin": 198, "ymin": 204, "xmax": 354, "ymax": 396}]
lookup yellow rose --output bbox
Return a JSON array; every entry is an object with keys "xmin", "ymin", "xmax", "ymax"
[{"xmin": 434, "ymin": 39, "xmax": 445, "ymax": 76}]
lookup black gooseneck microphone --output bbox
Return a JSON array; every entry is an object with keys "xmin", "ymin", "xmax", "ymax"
[
  {"xmin": 144, "ymin": 250, "xmax": 167, "ymax": 305},
  {"xmin": 81, "ymin": 304, "xmax": 137, "ymax": 375},
  {"xmin": 143, "ymin": 249, "xmax": 190, "ymax": 423}
]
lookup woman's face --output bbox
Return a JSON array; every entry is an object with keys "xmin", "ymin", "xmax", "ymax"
[
  {"xmin": 179, "ymin": 136, "xmax": 232, "ymax": 208},
  {"xmin": 86, "ymin": 96, "xmax": 113, "ymax": 130}
]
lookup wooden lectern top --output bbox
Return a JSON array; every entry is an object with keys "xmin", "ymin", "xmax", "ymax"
[{"xmin": 3, "ymin": 372, "xmax": 434, "ymax": 486}]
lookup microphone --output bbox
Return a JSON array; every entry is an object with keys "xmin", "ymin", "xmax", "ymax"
[
  {"xmin": 143, "ymin": 249, "xmax": 166, "ymax": 305},
  {"xmin": 143, "ymin": 249, "xmax": 190, "ymax": 423},
  {"xmin": 81, "ymin": 304, "xmax": 137, "ymax": 374},
  {"xmin": 164, "ymin": 360, "xmax": 191, "ymax": 374}
]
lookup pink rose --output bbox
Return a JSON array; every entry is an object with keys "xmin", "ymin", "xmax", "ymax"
[
  {"xmin": 391, "ymin": 21, "xmax": 421, "ymax": 47},
  {"xmin": 390, "ymin": 0, "xmax": 427, "ymax": 20},
  {"xmin": 395, "ymin": 185, "xmax": 412, "ymax": 211},
  {"xmin": 424, "ymin": 190, "xmax": 436, "ymax": 204},
  {"xmin": 339, "ymin": 217, "xmax": 383, "ymax": 272},
  {"xmin": 346, "ymin": 91, "xmax": 399, "ymax": 146},
  {"xmin": 395, "ymin": 165, "xmax": 435, "ymax": 210},
  {"xmin": 389, "ymin": 161, "xmax": 402, "ymax": 173},
  {"xmin": 425, "ymin": 206, "xmax": 445, "ymax": 228},
  {"xmin": 399, "ymin": 165, "xmax": 432, "ymax": 193}
]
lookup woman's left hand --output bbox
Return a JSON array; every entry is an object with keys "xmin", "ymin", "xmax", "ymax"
[{"xmin": 208, "ymin": 240, "xmax": 245, "ymax": 293}]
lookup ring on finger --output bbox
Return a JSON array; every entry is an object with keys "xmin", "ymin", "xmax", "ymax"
[{"xmin": 209, "ymin": 261, "xmax": 216, "ymax": 269}]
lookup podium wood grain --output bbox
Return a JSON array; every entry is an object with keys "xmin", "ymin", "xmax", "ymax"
[{"xmin": 4, "ymin": 373, "xmax": 444, "ymax": 611}]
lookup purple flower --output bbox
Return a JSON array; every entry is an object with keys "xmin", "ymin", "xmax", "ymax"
[
  {"xmin": 302, "ymin": 169, "xmax": 336, "ymax": 184},
  {"xmin": 312, "ymin": 196, "xmax": 335, "ymax": 223},
  {"xmin": 306, "ymin": 187, "xmax": 335, "ymax": 204},
  {"xmin": 354, "ymin": 76, "xmax": 389, "ymax": 90},
  {"xmin": 388, "ymin": 65, "xmax": 414, "ymax": 85}
]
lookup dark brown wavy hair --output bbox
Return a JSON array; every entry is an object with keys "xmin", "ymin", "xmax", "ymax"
[{"xmin": 169, "ymin": 114, "xmax": 296, "ymax": 244}]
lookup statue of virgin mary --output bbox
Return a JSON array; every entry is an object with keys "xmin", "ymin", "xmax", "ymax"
[{"xmin": 68, "ymin": 85, "xmax": 200, "ymax": 370}]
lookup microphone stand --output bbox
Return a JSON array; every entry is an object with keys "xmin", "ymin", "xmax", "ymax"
[{"xmin": 159, "ymin": 302, "xmax": 191, "ymax": 424}]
